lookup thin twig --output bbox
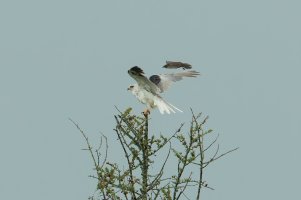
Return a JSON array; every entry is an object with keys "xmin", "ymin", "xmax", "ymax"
[
  {"xmin": 176, "ymin": 173, "xmax": 192, "ymax": 200},
  {"xmin": 69, "ymin": 118, "xmax": 99, "ymax": 170},
  {"xmin": 114, "ymin": 127, "xmax": 138, "ymax": 200},
  {"xmin": 148, "ymin": 142, "xmax": 172, "ymax": 192},
  {"xmin": 203, "ymin": 147, "xmax": 239, "ymax": 168}
]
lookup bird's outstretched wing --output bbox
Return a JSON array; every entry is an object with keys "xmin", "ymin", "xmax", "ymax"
[
  {"xmin": 163, "ymin": 61, "xmax": 192, "ymax": 69},
  {"xmin": 128, "ymin": 66, "xmax": 160, "ymax": 94},
  {"xmin": 149, "ymin": 71, "xmax": 200, "ymax": 93}
]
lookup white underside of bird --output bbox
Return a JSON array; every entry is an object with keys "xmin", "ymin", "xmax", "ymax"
[{"xmin": 129, "ymin": 83, "xmax": 182, "ymax": 114}]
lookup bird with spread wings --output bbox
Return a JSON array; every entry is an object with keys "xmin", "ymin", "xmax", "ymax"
[{"xmin": 127, "ymin": 66, "xmax": 200, "ymax": 115}]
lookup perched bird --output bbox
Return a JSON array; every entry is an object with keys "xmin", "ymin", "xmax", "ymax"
[
  {"xmin": 162, "ymin": 61, "xmax": 192, "ymax": 70},
  {"xmin": 127, "ymin": 66, "xmax": 200, "ymax": 115}
]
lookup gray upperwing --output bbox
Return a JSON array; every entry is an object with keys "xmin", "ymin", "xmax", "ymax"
[{"xmin": 149, "ymin": 70, "xmax": 200, "ymax": 93}]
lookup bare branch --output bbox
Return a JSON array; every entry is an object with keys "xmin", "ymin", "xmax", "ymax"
[
  {"xmin": 69, "ymin": 118, "xmax": 99, "ymax": 170},
  {"xmin": 203, "ymin": 147, "xmax": 239, "ymax": 168}
]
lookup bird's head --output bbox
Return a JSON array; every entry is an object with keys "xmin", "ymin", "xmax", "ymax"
[
  {"xmin": 127, "ymin": 85, "xmax": 135, "ymax": 91},
  {"xmin": 127, "ymin": 84, "xmax": 139, "ymax": 94}
]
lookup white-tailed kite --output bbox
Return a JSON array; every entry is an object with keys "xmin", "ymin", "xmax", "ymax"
[
  {"xmin": 162, "ymin": 61, "xmax": 192, "ymax": 70},
  {"xmin": 127, "ymin": 66, "xmax": 200, "ymax": 115}
]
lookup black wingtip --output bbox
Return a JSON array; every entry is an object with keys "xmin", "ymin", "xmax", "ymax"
[{"xmin": 129, "ymin": 66, "xmax": 144, "ymax": 76}]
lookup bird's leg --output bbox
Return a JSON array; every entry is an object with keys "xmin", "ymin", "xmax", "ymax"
[{"xmin": 142, "ymin": 108, "xmax": 150, "ymax": 117}]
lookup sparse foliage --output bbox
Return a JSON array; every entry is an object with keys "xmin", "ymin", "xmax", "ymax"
[{"xmin": 70, "ymin": 108, "xmax": 238, "ymax": 200}]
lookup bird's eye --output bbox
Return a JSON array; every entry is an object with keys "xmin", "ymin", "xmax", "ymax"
[{"xmin": 130, "ymin": 85, "xmax": 134, "ymax": 88}]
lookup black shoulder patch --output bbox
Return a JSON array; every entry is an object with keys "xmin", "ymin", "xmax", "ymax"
[{"xmin": 149, "ymin": 75, "xmax": 161, "ymax": 85}]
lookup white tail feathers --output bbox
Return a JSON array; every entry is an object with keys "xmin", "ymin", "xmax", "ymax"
[
  {"xmin": 168, "ymin": 102, "xmax": 183, "ymax": 113},
  {"xmin": 153, "ymin": 95, "xmax": 183, "ymax": 114}
]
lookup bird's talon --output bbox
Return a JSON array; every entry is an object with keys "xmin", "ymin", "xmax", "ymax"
[{"xmin": 142, "ymin": 109, "xmax": 150, "ymax": 117}]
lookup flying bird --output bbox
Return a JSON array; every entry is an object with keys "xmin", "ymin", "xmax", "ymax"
[
  {"xmin": 127, "ymin": 66, "xmax": 200, "ymax": 115},
  {"xmin": 162, "ymin": 61, "xmax": 192, "ymax": 70}
]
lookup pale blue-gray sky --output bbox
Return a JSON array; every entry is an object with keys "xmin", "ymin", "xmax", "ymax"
[{"xmin": 1, "ymin": 0, "xmax": 300, "ymax": 199}]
